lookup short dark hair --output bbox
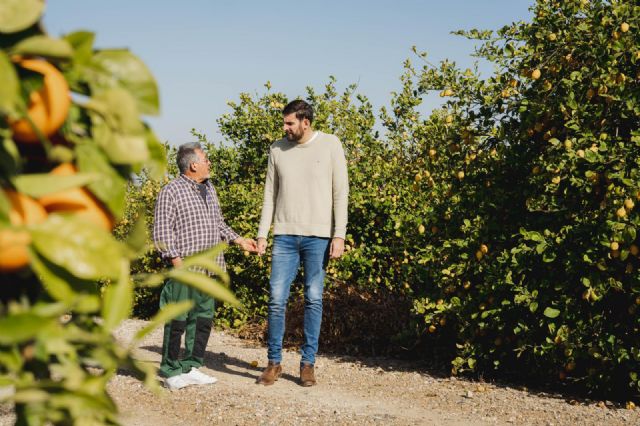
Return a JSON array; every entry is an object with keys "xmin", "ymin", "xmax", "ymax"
[
  {"xmin": 283, "ymin": 100, "xmax": 313, "ymax": 124},
  {"xmin": 177, "ymin": 142, "xmax": 202, "ymax": 174}
]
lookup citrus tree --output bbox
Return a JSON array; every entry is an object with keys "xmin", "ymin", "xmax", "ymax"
[
  {"xmin": 119, "ymin": 0, "xmax": 639, "ymax": 400},
  {"xmin": 0, "ymin": 2, "xmax": 237, "ymax": 424},
  {"xmin": 398, "ymin": 0, "xmax": 640, "ymax": 398}
]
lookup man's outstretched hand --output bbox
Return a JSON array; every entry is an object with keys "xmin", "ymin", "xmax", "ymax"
[
  {"xmin": 235, "ymin": 237, "xmax": 258, "ymax": 253},
  {"xmin": 257, "ymin": 237, "xmax": 268, "ymax": 256}
]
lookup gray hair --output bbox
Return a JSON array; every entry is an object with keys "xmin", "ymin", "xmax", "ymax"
[{"xmin": 177, "ymin": 142, "xmax": 203, "ymax": 174}]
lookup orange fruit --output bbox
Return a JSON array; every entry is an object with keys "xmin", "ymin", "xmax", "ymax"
[
  {"xmin": 0, "ymin": 190, "xmax": 48, "ymax": 272},
  {"xmin": 9, "ymin": 58, "xmax": 71, "ymax": 144},
  {"xmin": 37, "ymin": 163, "xmax": 114, "ymax": 230}
]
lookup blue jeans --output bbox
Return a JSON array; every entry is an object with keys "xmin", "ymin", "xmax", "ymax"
[{"xmin": 267, "ymin": 235, "xmax": 330, "ymax": 365}]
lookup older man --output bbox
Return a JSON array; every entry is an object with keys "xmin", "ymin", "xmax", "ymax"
[{"xmin": 154, "ymin": 142, "xmax": 257, "ymax": 390}]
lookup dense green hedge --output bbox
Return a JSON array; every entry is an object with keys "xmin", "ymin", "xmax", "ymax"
[{"xmin": 118, "ymin": 0, "xmax": 640, "ymax": 400}]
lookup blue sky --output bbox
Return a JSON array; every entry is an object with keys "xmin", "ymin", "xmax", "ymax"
[{"xmin": 43, "ymin": 1, "xmax": 533, "ymax": 145}]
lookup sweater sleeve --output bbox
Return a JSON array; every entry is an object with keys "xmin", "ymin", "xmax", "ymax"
[
  {"xmin": 210, "ymin": 185, "xmax": 240, "ymax": 243},
  {"xmin": 257, "ymin": 149, "xmax": 278, "ymax": 239},
  {"xmin": 331, "ymin": 138, "xmax": 349, "ymax": 239}
]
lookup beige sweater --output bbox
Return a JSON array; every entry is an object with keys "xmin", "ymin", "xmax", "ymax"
[{"xmin": 257, "ymin": 131, "xmax": 349, "ymax": 239}]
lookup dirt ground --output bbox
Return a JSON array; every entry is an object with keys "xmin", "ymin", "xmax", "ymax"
[{"xmin": 1, "ymin": 318, "xmax": 639, "ymax": 425}]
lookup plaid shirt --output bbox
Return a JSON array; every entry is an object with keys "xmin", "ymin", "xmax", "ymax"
[{"xmin": 153, "ymin": 174, "xmax": 239, "ymax": 271}]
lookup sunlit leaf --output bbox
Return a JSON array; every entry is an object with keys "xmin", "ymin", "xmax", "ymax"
[
  {"xmin": 75, "ymin": 143, "xmax": 127, "ymax": 219},
  {"xmin": 13, "ymin": 172, "xmax": 99, "ymax": 198},
  {"xmin": 30, "ymin": 215, "xmax": 122, "ymax": 280},
  {"xmin": 0, "ymin": 51, "xmax": 22, "ymax": 115},
  {"xmin": 63, "ymin": 31, "xmax": 95, "ymax": 66},
  {"xmin": 101, "ymin": 260, "xmax": 133, "ymax": 331},
  {"xmin": 168, "ymin": 269, "xmax": 239, "ymax": 306},
  {"xmin": 543, "ymin": 307, "xmax": 560, "ymax": 319},
  {"xmin": 0, "ymin": 0, "xmax": 44, "ymax": 33},
  {"xmin": 132, "ymin": 300, "xmax": 193, "ymax": 343},
  {"xmin": 0, "ymin": 313, "xmax": 52, "ymax": 344},
  {"xmin": 89, "ymin": 49, "xmax": 160, "ymax": 115},
  {"xmin": 11, "ymin": 35, "xmax": 73, "ymax": 59}
]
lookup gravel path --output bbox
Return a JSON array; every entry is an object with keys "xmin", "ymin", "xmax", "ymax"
[{"xmin": 2, "ymin": 319, "xmax": 639, "ymax": 425}]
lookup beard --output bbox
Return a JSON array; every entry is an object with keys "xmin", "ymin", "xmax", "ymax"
[{"xmin": 286, "ymin": 127, "xmax": 304, "ymax": 141}]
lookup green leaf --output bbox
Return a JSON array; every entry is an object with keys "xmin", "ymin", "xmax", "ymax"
[
  {"xmin": 11, "ymin": 35, "xmax": 73, "ymax": 59},
  {"xmin": 30, "ymin": 214, "xmax": 122, "ymax": 280},
  {"xmin": 0, "ymin": 51, "xmax": 22, "ymax": 115},
  {"xmin": 30, "ymin": 301, "xmax": 68, "ymax": 318},
  {"xmin": 28, "ymin": 247, "xmax": 100, "ymax": 311},
  {"xmin": 0, "ymin": 136, "xmax": 20, "ymax": 180},
  {"xmin": 88, "ymin": 89, "xmax": 150, "ymax": 165},
  {"xmin": 168, "ymin": 269, "xmax": 239, "ymax": 306},
  {"xmin": 0, "ymin": 0, "xmax": 44, "ymax": 33},
  {"xmin": 543, "ymin": 307, "xmax": 561, "ymax": 318},
  {"xmin": 123, "ymin": 212, "xmax": 148, "ymax": 258},
  {"xmin": 89, "ymin": 49, "xmax": 160, "ymax": 115},
  {"xmin": 101, "ymin": 260, "xmax": 133, "ymax": 331},
  {"xmin": 134, "ymin": 273, "xmax": 166, "ymax": 288},
  {"xmin": 584, "ymin": 149, "xmax": 599, "ymax": 163},
  {"xmin": 64, "ymin": 31, "xmax": 95, "ymax": 66},
  {"xmin": 75, "ymin": 143, "xmax": 127, "ymax": 219},
  {"xmin": 144, "ymin": 127, "xmax": 167, "ymax": 181},
  {"xmin": 13, "ymin": 172, "xmax": 99, "ymax": 198},
  {"xmin": 132, "ymin": 300, "xmax": 193, "ymax": 343},
  {"xmin": 131, "ymin": 359, "xmax": 162, "ymax": 393},
  {"xmin": 12, "ymin": 389, "xmax": 49, "ymax": 404},
  {"xmin": 520, "ymin": 228, "xmax": 544, "ymax": 242},
  {"xmin": 0, "ymin": 187, "xmax": 10, "ymax": 224},
  {"xmin": 0, "ymin": 348, "xmax": 23, "ymax": 372},
  {"xmin": 181, "ymin": 249, "xmax": 230, "ymax": 284},
  {"xmin": 90, "ymin": 87, "xmax": 145, "ymax": 134},
  {"xmin": 49, "ymin": 391, "xmax": 117, "ymax": 419},
  {"xmin": 0, "ymin": 313, "xmax": 52, "ymax": 344}
]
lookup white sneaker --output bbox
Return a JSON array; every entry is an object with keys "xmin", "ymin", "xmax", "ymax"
[
  {"xmin": 165, "ymin": 374, "xmax": 190, "ymax": 391},
  {"xmin": 183, "ymin": 368, "xmax": 218, "ymax": 385}
]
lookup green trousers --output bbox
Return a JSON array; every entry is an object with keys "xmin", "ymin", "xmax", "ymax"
[{"xmin": 159, "ymin": 278, "xmax": 215, "ymax": 378}]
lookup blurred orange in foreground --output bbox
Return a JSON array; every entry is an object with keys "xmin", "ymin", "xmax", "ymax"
[
  {"xmin": 37, "ymin": 163, "xmax": 114, "ymax": 230},
  {"xmin": 0, "ymin": 190, "xmax": 47, "ymax": 272},
  {"xmin": 9, "ymin": 58, "xmax": 71, "ymax": 143}
]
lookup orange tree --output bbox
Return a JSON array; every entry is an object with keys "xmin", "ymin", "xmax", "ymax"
[
  {"xmin": 398, "ymin": 0, "xmax": 640, "ymax": 398},
  {"xmin": 120, "ymin": 0, "xmax": 639, "ymax": 399},
  {"xmin": 0, "ymin": 2, "xmax": 237, "ymax": 424}
]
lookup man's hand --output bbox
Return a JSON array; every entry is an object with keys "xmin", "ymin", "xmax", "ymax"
[
  {"xmin": 171, "ymin": 257, "xmax": 183, "ymax": 268},
  {"xmin": 329, "ymin": 237, "xmax": 345, "ymax": 260},
  {"xmin": 235, "ymin": 237, "xmax": 258, "ymax": 253},
  {"xmin": 257, "ymin": 237, "xmax": 268, "ymax": 256}
]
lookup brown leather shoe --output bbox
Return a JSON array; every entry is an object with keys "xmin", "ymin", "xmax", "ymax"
[
  {"xmin": 256, "ymin": 362, "xmax": 282, "ymax": 385},
  {"xmin": 300, "ymin": 363, "xmax": 316, "ymax": 387}
]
